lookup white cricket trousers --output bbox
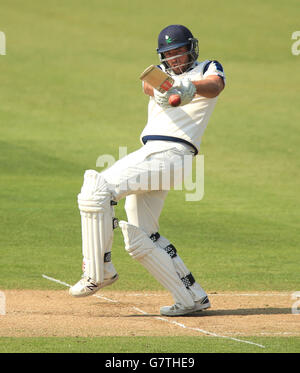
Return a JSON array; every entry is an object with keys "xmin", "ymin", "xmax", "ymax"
[{"xmin": 101, "ymin": 140, "xmax": 195, "ymax": 235}]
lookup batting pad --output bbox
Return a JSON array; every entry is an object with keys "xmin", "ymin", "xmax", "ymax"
[
  {"xmin": 119, "ymin": 221, "xmax": 194, "ymax": 308},
  {"xmin": 78, "ymin": 170, "xmax": 115, "ymax": 283},
  {"xmin": 155, "ymin": 235, "xmax": 207, "ymax": 301}
]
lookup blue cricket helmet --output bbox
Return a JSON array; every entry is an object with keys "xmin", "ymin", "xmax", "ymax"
[{"xmin": 156, "ymin": 25, "xmax": 199, "ymax": 72}]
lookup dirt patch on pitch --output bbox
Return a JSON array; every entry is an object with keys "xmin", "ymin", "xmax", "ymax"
[{"xmin": 0, "ymin": 290, "xmax": 299, "ymax": 338}]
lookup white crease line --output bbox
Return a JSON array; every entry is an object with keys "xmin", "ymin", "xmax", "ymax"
[
  {"xmin": 42, "ymin": 274, "xmax": 71, "ymax": 288},
  {"xmin": 132, "ymin": 307, "xmax": 148, "ymax": 315},
  {"xmin": 42, "ymin": 274, "xmax": 117, "ymax": 303},
  {"xmin": 259, "ymin": 332, "xmax": 300, "ymax": 336},
  {"xmin": 93, "ymin": 294, "xmax": 118, "ymax": 303},
  {"xmin": 43, "ymin": 274, "xmax": 265, "ymax": 349},
  {"xmin": 132, "ymin": 307, "xmax": 265, "ymax": 347},
  {"xmin": 136, "ymin": 311, "xmax": 265, "ymax": 349},
  {"xmin": 228, "ymin": 332, "xmax": 300, "ymax": 336}
]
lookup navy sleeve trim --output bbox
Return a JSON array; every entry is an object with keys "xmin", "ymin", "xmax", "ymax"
[
  {"xmin": 202, "ymin": 60, "xmax": 212, "ymax": 75},
  {"xmin": 203, "ymin": 60, "xmax": 224, "ymax": 75},
  {"xmin": 212, "ymin": 60, "xmax": 224, "ymax": 72}
]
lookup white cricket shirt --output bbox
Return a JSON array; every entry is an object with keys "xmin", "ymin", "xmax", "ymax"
[{"xmin": 140, "ymin": 60, "xmax": 225, "ymax": 154}]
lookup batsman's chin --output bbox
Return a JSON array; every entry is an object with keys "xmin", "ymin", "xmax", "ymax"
[{"xmin": 171, "ymin": 68, "xmax": 182, "ymax": 75}]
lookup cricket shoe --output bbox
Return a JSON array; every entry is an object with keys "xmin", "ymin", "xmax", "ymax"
[
  {"xmin": 69, "ymin": 274, "xmax": 119, "ymax": 297},
  {"xmin": 160, "ymin": 296, "xmax": 211, "ymax": 317}
]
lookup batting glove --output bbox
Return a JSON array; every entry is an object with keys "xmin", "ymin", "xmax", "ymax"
[
  {"xmin": 172, "ymin": 77, "xmax": 196, "ymax": 106},
  {"xmin": 153, "ymin": 89, "xmax": 174, "ymax": 109}
]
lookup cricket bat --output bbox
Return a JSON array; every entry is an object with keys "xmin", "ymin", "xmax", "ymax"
[
  {"xmin": 139, "ymin": 65, "xmax": 181, "ymax": 107},
  {"xmin": 139, "ymin": 65, "xmax": 175, "ymax": 93}
]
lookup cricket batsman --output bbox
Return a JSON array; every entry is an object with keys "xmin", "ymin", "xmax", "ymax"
[{"xmin": 69, "ymin": 24, "xmax": 225, "ymax": 316}]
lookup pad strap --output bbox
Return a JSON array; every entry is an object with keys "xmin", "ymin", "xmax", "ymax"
[
  {"xmin": 181, "ymin": 273, "xmax": 195, "ymax": 288},
  {"xmin": 150, "ymin": 232, "xmax": 160, "ymax": 242},
  {"xmin": 104, "ymin": 252, "xmax": 112, "ymax": 262},
  {"xmin": 112, "ymin": 217, "xmax": 119, "ymax": 229},
  {"xmin": 164, "ymin": 244, "xmax": 177, "ymax": 258}
]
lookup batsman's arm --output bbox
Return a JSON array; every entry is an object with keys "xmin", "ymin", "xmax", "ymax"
[
  {"xmin": 143, "ymin": 75, "xmax": 224, "ymax": 98},
  {"xmin": 192, "ymin": 75, "xmax": 224, "ymax": 98}
]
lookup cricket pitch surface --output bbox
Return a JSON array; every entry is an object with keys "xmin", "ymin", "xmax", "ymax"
[{"xmin": 0, "ymin": 290, "xmax": 299, "ymax": 338}]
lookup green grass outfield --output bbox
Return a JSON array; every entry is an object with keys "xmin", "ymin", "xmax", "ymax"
[
  {"xmin": 0, "ymin": 0, "xmax": 299, "ymax": 353},
  {"xmin": 0, "ymin": 337, "xmax": 300, "ymax": 353}
]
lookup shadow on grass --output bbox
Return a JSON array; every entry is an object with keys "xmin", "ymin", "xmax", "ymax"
[
  {"xmin": 199, "ymin": 307, "xmax": 292, "ymax": 316},
  {"xmin": 126, "ymin": 307, "xmax": 292, "ymax": 317}
]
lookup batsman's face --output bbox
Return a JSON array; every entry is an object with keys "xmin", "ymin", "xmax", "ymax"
[{"xmin": 164, "ymin": 46, "xmax": 190, "ymax": 74}]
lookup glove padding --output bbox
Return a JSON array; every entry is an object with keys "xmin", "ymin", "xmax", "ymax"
[
  {"xmin": 153, "ymin": 88, "xmax": 179, "ymax": 109},
  {"xmin": 172, "ymin": 77, "xmax": 196, "ymax": 106},
  {"xmin": 153, "ymin": 77, "xmax": 196, "ymax": 108}
]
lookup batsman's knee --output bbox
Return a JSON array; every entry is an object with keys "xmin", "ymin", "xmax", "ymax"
[
  {"xmin": 78, "ymin": 170, "xmax": 112, "ymax": 213},
  {"xmin": 119, "ymin": 221, "xmax": 154, "ymax": 260}
]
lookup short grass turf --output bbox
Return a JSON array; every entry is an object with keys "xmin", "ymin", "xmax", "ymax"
[{"xmin": 0, "ymin": 337, "xmax": 300, "ymax": 353}]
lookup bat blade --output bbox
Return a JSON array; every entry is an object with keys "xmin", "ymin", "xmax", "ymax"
[{"xmin": 139, "ymin": 65, "xmax": 174, "ymax": 93}]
